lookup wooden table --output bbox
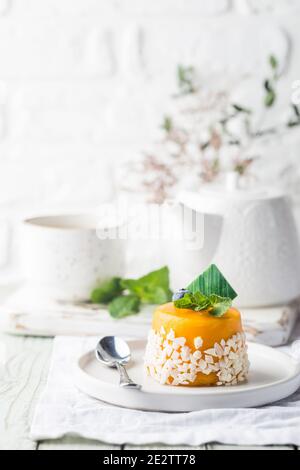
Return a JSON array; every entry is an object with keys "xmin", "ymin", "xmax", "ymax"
[{"xmin": 0, "ymin": 333, "xmax": 298, "ymax": 451}]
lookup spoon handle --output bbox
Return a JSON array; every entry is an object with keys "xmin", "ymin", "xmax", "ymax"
[{"xmin": 116, "ymin": 363, "xmax": 141, "ymax": 390}]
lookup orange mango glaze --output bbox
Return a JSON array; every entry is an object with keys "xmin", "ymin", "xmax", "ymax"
[{"xmin": 152, "ymin": 302, "xmax": 243, "ymax": 386}]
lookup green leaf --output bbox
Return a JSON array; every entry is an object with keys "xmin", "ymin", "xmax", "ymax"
[
  {"xmin": 264, "ymin": 79, "xmax": 272, "ymax": 92},
  {"xmin": 265, "ymin": 90, "xmax": 276, "ymax": 107},
  {"xmin": 162, "ymin": 116, "xmax": 173, "ymax": 133},
  {"xmin": 208, "ymin": 294, "xmax": 228, "ymax": 304},
  {"xmin": 287, "ymin": 105, "xmax": 300, "ymax": 127},
  {"xmin": 187, "ymin": 264, "xmax": 237, "ymax": 300},
  {"xmin": 293, "ymin": 104, "xmax": 300, "ymax": 118},
  {"xmin": 108, "ymin": 295, "xmax": 141, "ymax": 319},
  {"xmin": 174, "ymin": 293, "xmax": 197, "ymax": 309},
  {"xmin": 174, "ymin": 291, "xmax": 232, "ymax": 318},
  {"xmin": 194, "ymin": 301, "xmax": 211, "ymax": 312},
  {"xmin": 232, "ymin": 104, "xmax": 251, "ymax": 114},
  {"xmin": 91, "ymin": 277, "xmax": 123, "ymax": 304},
  {"xmin": 121, "ymin": 266, "xmax": 172, "ymax": 304},
  {"xmin": 287, "ymin": 120, "xmax": 300, "ymax": 128},
  {"xmin": 208, "ymin": 294, "xmax": 232, "ymax": 317},
  {"xmin": 193, "ymin": 292, "xmax": 211, "ymax": 311},
  {"xmin": 264, "ymin": 80, "xmax": 276, "ymax": 107},
  {"xmin": 269, "ymin": 55, "xmax": 278, "ymax": 70},
  {"xmin": 193, "ymin": 291, "xmax": 209, "ymax": 304},
  {"xmin": 177, "ymin": 64, "xmax": 196, "ymax": 94},
  {"xmin": 174, "ymin": 292, "xmax": 210, "ymax": 311}
]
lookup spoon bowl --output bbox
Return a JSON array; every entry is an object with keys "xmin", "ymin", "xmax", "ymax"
[
  {"xmin": 95, "ymin": 336, "xmax": 141, "ymax": 390},
  {"xmin": 96, "ymin": 336, "xmax": 131, "ymax": 367}
]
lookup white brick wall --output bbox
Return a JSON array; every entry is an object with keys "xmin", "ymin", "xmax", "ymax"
[{"xmin": 0, "ymin": 0, "xmax": 300, "ymax": 277}]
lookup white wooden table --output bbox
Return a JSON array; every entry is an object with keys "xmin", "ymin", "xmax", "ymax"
[{"xmin": 0, "ymin": 333, "xmax": 298, "ymax": 451}]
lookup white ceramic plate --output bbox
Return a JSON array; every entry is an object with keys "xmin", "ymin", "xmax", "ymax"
[{"xmin": 74, "ymin": 340, "xmax": 300, "ymax": 412}]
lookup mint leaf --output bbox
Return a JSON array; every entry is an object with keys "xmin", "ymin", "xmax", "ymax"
[
  {"xmin": 194, "ymin": 300, "xmax": 211, "ymax": 311},
  {"xmin": 193, "ymin": 292, "xmax": 211, "ymax": 311},
  {"xmin": 121, "ymin": 267, "xmax": 172, "ymax": 304},
  {"xmin": 174, "ymin": 292, "xmax": 232, "ymax": 317},
  {"xmin": 209, "ymin": 295, "xmax": 232, "ymax": 317},
  {"xmin": 174, "ymin": 293, "xmax": 197, "ymax": 309},
  {"xmin": 174, "ymin": 266, "xmax": 235, "ymax": 318},
  {"xmin": 108, "ymin": 295, "xmax": 141, "ymax": 319},
  {"xmin": 174, "ymin": 292, "xmax": 210, "ymax": 311},
  {"xmin": 91, "ymin": 277, "xmax": 123, "ymax": 304},
  {"xmin": 187, "ymin": 264, "xmax": 237, "ymax": 300}
]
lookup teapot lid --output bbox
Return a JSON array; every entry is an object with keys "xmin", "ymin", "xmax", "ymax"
[
  {"xmin": 178, "ymin": 173, "xmax": 286, "ymax": 215},
  {"xmin": 204, "ymin": 172, "xmax": 285, "ymax": 200},
  {"xmin": 200, "ymin": 186, "xmax": 285, "ymax": 202}
]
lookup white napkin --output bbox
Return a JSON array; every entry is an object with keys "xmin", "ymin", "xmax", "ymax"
[{"xmin": 30, "ymin": 331, "xmax": 300, "ymax": 447}]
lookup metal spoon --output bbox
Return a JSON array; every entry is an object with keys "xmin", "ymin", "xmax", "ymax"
[{"xmin": 95, "ymin": 336, "xmax": 141, "ymax": 390}]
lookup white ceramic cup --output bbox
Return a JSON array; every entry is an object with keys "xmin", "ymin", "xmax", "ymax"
[{"xmin": 21, "ymin": 214, "xmax": 126, "ymax": 302}]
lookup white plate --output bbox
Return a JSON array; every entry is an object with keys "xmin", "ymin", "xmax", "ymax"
[{"xmin": 74, "ymin": 340, "xmax": 300, "ymax": 412}]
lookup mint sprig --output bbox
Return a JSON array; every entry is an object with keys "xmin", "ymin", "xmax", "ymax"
[
  {"xmin": 91, "ymin": 277, "xmax": 123, "ymax": 304},
  {"xmin": 175, "ymin": 264, "xmax": 236, "ymax": 317},
  {"xmin": 90, "ymin": 266, "xmax": 172, "ymax": 319},
  {"xmin": 109, "ymin": 295, "xmax": 141, "ymax": 319},
  {"xmin": 208, "ymin": 295, "xmax": 232, "ymax": 317},
  {"xmin": 174, "ymin": 292, "xmax": 232, "ymax": 317},
  {"xmin": 121, "ymin": 267, "xmax": 172, "ymax": 305}
]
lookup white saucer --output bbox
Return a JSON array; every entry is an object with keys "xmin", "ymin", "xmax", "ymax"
[{"xmin": 74, "ymin": 340, "xmax": 300, "ymax": 412}]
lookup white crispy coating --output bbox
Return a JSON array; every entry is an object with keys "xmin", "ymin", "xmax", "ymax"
[{"xmin": 144, "ymin": 328, "xmax": 249, "ymax": 387}]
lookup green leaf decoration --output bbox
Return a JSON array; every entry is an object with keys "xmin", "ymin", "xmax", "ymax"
[
  {"xmin": 193, "ymin": 292, "xmax": 211, "ymax": 311},
  {"xmin": 269, "ymin": 55, "xmax": 278, "ymax": 70},
  {"xmin": 121, "ymin": 266, "xmax": 172, "ymax": 305},
  {"xmin": 265, "ymin": 90, "xmax": 276, "ymax": 107},
  {"xmin": 108, "ymin": 295, "xmax": 141, "ymax": 319},
  {"xmin": 264, "ymin": 79, "xmax": 272, "ymax": 93},
  {"xmin": 175, "ymin": 265, "xmax": 236, "ymax": 317},
  {"xmin": 264, "ymin": 80, "xmax": 276, "ymax": 107},
  {"xmin": 194, "ymin": 301, "xmax": 212, "ymax": 312},
  {"xmin": 187, "ymin": 264, "xmax": 237, "ymax": 300},
  {"xmin": 208, "ymin": 295, "xmax": 232, "ymax": 318},
  {"xmin": 232, "ymin": 104, "xmax": 251, "ymax": 115},
  {"xmin": 174, "ymin": 293, "xmax": 197, "ymax": 310},
  {"xmin": 162, "ymin": 116, "xmax": 173, "ymax": 133},
  {"xmin": 91, "ymin": 277, "xmax": 123, "ymax": 304},
  {"xmin": 177, "ymin": 65, "xmax": 196, "ymax": 95},
  {"xmin": 174, "ymin": 291, "xmax": 232, "ymax": 317},
  {"xmin": 90, "ymin": 266, "xmax": 173, "ymax": 319},
  {"xmin": 287, "ymin": 120, "xmax": 300, "ymax": 128}
]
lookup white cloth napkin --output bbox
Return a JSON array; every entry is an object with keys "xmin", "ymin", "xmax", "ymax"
[{"xmin": 30, "ymin": 330, "xmax": 300, "ymax": 447}]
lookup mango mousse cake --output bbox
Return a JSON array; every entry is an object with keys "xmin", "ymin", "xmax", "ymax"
[{"xmin": 144, "ymin": 265, "xmax": 249, "ymax": 387}]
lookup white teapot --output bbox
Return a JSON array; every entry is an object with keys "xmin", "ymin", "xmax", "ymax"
[{"xmin": 169, "ymin": 178, "xmax": 300, "ymax": 308}]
